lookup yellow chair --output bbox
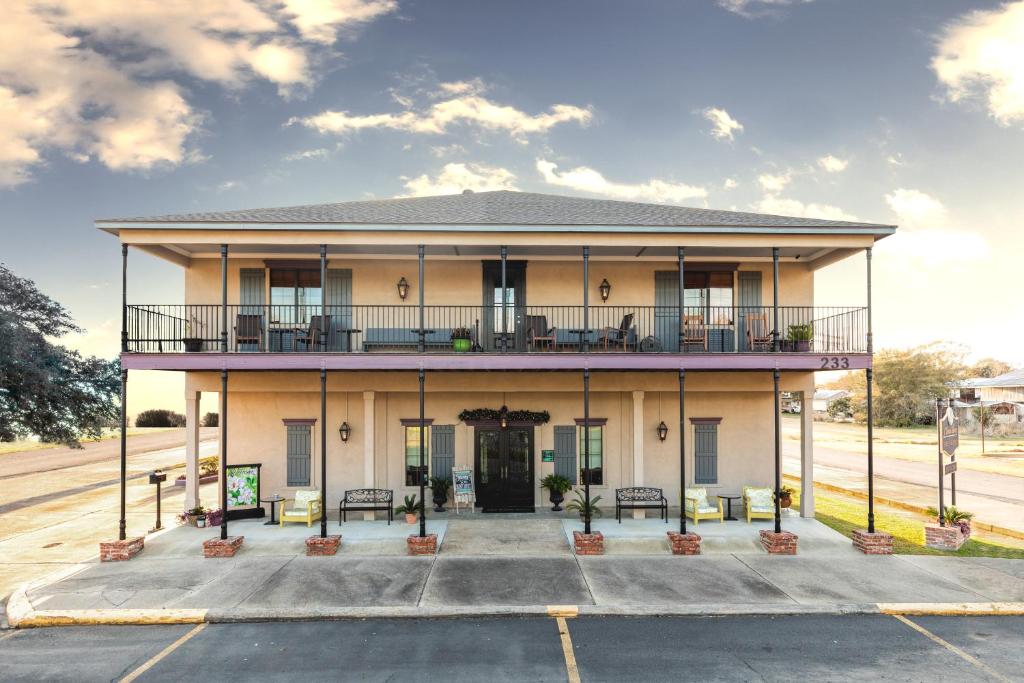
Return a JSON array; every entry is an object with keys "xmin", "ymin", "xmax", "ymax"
[
  {"xmin": 684, "ymin": 487, "xmax": 724, "ymax": 526},
  {"xmin": 280, "ymin": 490, "xmax": 322, "ymax": 527},
  {"xmin": 743, "ymin": 486, "xmax": 775, "ymax": 523}
]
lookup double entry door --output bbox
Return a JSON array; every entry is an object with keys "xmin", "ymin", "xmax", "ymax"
[{"xmin": 474, "ymin": 426, "xmax": 534, "ymax": 511}]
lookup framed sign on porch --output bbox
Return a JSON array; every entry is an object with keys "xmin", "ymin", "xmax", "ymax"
[
  {"xmin": 451, "ymin": 467, "xmax": 475, "ymax": 514},
  {"xmin": 225, "ymin": 463, "xmax": 266, "ymax": 520}
]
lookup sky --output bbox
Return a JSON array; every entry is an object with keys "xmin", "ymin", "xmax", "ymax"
[{"xmin": 2, "ymin": 0, "xmax": 1023, "ymax": 415}]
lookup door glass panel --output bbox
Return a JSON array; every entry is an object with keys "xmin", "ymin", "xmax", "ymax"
[
  {"xmin": 507, "ymin": 429, "xmax": 531, "ymax": 486},
  {"xmin": 478, "ymin": 429, "xmax": 500, "ymax": 485},
  {"xmin": 493, "ymin": 287, "xmax": 515, "ymax": 334}
]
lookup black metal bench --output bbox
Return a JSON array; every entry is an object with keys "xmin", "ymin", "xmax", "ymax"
[
  {"xmin": 340, "ymin": 488, "xmax": 394, "ymax": 524},
  {"xmin": 615, "ymin": 487, "xmax": 668, "ymax": 523}
]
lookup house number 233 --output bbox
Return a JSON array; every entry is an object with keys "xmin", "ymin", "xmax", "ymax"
[{"xmin": 820, "ymin": 356, "xmax": 849, "ymax": 369}]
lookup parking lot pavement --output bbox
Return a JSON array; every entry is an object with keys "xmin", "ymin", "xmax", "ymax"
[{"xmin": 2, "ymin": 615, "xmax": 1022, "ymax": 682}]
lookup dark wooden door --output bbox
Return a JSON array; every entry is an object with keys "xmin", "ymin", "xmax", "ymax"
[{"xmin": 474, "ymin": 426, "xmax": 534, "ymax": 511}]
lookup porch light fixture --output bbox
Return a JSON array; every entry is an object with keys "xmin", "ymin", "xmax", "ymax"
[
  {"xmin": 397, "ymin": 277, "xmax": 409, "ymax": 301},
  {"xmin": 499, "ymin": 405, "xmax": 509, "ymax": 429},
  {"xmin": 599, "ymin": 278, "xmax": 611, "ymax": 302},
  {"xmin": 339, "ymin": 421, "xmax": 351, "ymax": 443},
  {"xmin": 657, "ymin": 421, "xmax": 668, "ymax": 442}
]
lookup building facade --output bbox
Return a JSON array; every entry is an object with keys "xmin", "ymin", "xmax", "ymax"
[{"xmin": 100, "ymin": 190, "xmax": 892, "ymax": 532}]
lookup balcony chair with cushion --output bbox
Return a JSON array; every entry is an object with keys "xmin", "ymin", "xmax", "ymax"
[
  {"xmin": 234, "ymin": 314, "xmax": 264, "ymax": 351},
  {"xmin": 599, "ymin": 313, "xmax": 636, "ymax": 351},
  {"xmin": 743, "ymin": 486, "xmax": 775, "ymax": 523},
  {"xmin": 684, "ymin": 487, "xmax": 724, "ymax": 525},
  {"xmin": 682, "ymin": 315, "xmax": 708, "ymax": 351},
  {"xmin": 745, "ymin": 314, "xmax": 773, "ymax": 352},
  {"xmin": 280, "ymin": 490, "xmax": 323, "ymax": 527},
  {"xmin": 526, "ymin": 315, "xmax": 557, "ymax": 351}
]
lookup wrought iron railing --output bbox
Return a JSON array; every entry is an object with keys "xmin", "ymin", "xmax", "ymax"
[{"xmin": 125, "ymin": 304, "xmax": 868, "ymax": 354}]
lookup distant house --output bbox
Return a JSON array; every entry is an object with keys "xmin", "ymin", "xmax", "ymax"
[
  {"xmin": 951, "ymin": 369, "xmax": 1024, "ymax": 431},
  {"xmin": 813, "ymin": 389, "xmax": 850, "ymax": 415}
]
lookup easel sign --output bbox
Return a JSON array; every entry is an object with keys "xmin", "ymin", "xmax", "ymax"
[{"xmin": 451, "ymin": 467, "xmax": 475, "ymax": 514}]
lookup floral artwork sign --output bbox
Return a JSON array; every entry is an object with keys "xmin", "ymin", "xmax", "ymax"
[{"xmin": 226, "ymin": 465, "xmax": 259, "ymax": 509}]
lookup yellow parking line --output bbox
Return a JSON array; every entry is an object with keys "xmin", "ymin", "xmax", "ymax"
[
  {"xmin": 555, "ymin": 616, "xmax": 581, "ymax": 683},
  {"xmin": 119, "ymin": 623, "xmax": 207, "ymax": 683},
  {"xmin": 891, "ymin": 615, "xmax": 1009, "ymax": 683}
]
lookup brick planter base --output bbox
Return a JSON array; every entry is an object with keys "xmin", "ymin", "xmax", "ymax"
[
  {"xmin": 573, "ymin": 530, "xmax": 604, "ymax": 555},
  {"xmin": 306, "ymin": 535, "xmax": 342, "ymax": 556},
  {"xmin": 759, "ymin": 530, "xmax": 799, "ymax": 555},
  {"xmin": 852, "ymin": 529, "xmax": 894, "ymax": 555},
  {"xmin": 667, "ymin": 531, "xmax": 702, "ymax": 555},
  {"xmin": 99, "ymin": 537, "xmax": 144, "ymax": 562},
  {"xmin": 925, "ymin": 523, "xmax": 966, "ymax": 551},
  {"xmin": 407, "ymin": 534, "xmax": 437, "ymax": 555},
  {"xmin": 203, "ymin": 536, "xmax": 244, "ymax": 558}
]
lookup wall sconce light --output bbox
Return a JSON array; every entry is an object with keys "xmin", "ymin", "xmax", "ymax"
[
  {"xmin": 339, "ymin": 421, "xmax": 351, "ymax": 443},
  {"xmin": 397, "ymin": 277, "xmax": 409, "ymax": 301},
  {"xmin": 499, "ymin": 405, "xmax": 509, "ymax": 429},
  {"xmin": 599, "ymin": 278, "xmax": 611, "ymax": 302},
  {"xmin": 657, "ymin": 421, "xmax": 668, "ymax": 441}
]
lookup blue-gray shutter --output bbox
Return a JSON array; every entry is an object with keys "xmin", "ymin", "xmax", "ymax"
[
  {"xmin": 737, "ymin": 271, "xmax": 761, "ymax": 351},
  {"xmin": 286, "ymin": 424, "xmax": 311, "ymax": 486},
  {"xmin": 693, "ymin": 424, "xmax": 718, "ymax": 485},
  {"xmin": 654, "ymin": 271, "xmax": 679, "ymax": 352},
  {"xmin": 554, "ymin": 426, "xmax": 577, "ymax": 485},
  {"xmin": 238, "ymin": 268, "xmax": 265, "ymax": 351},
  {"xmin": 325, "ymin": 269, "xmax": 352, "ymax": 350},
  {"xmin": 431, "ymin": 425, "xmax": 455, "ymax": 482}
]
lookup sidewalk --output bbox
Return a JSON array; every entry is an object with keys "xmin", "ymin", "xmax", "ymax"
[{"xmin": 8, "ymin": 515, "xmax": 1024, "ymax": 627}]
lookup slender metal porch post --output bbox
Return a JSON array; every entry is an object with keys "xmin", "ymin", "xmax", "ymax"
[
  {"xmin": 418, "ymin": 245, "xmax": 425, "ymax": 353},
  {"xmin": 865, "ymin": 247, "xmax": 875, "ymax": 533},
  {"xmin": 320, "ymin": 245, "xmax": 327, "ymax": 353},
  {"xmin": 320, "ymin": 368, "xmax": 327, "ymax": 538},
  {"xmin": 679, "ymin": 369, "xmax": 686, "ymax": 535},
  {"xmin": 773, "ymin": 368, "xmax": 782, "ymax": 534},
  {"xmin": 419, "ymin": 368, "xmax": 427, "ymax": 537},
  {"xmin": 121, "ymin": 245, "xmax": 128, "ymax": 353},
  {"xmin": 220, "ymin": 369, "xmax": 229, "ymax": 540},
  {"xmin": 583, "ymin": 367, "xmax": 591, "ymax": 535},
  {"xmin": 772, "ymin": 247, "xmax": 780, "ymax": 352},
  {"xmin": 500, "ymin": 246, "xmax": 507, "ymax": 353},
  {"xmin": 220, "ymin": 245, "xmax": 228, "ymax": 352},
  {"xmin": 582, "ymin": 247, "xmax": 589, "ymax": 354},
  {"xmin": 118, "ymin": 369, "xmax": 127, "ymax": 541},
  {"xmin": 678, "ymin": 248, "xmax": 685, "ymax": 353}
]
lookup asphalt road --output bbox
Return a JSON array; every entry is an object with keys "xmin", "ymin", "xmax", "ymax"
[{"xmin": 1, "ymin": 615, "xmax": 1021, "ymax": 682}]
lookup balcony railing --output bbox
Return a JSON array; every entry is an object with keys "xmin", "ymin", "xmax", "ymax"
[{"xmin": 125, "ymin": 304, "xmax": 868, "ymax": 354}]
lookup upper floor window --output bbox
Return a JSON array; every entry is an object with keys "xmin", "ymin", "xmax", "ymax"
[{"xmin": 270, "ymin": 268, "xmax": 321, "ymax": 324}]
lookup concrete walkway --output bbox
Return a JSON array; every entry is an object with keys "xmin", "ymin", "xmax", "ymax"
[{"xmin": 9, "ymin": 516, "xmax": 1024, "ymax": 625}]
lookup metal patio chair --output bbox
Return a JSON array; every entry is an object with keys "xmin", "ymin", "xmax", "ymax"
[
  {"xmin": 526, "ymin": 315, "xmax": 557, "ymax": 351},
  {"xmin": 234, "ymin": 314, "xmax": 264, "ymax": 351},
  {"xmin": 599, "ymin": 313, "xmax": 635, "ymax": 351}
]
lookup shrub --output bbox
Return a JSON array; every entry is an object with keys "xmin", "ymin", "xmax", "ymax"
[
  {"xmin": 201, "ymin": 412, "xmax": 219, "ymax": 427},
  {"xmin": 135, "ymin": 409, "xmax": 186, "ymax": 428}
]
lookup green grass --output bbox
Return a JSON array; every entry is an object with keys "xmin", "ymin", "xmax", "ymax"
[{"xmin": 789, "ymin": 482, "xmax": 1024, "ymax": 559}]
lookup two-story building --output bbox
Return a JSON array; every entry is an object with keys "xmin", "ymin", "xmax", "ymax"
[{"xmin": 100, "ymin": 190, "xmax": 892, "ymax": 543}]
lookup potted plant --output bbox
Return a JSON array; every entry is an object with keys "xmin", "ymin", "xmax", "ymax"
[
  {"xmin": 183, "ymin": 316, "xmax": 204, "ymax": 352},
  {"xmin": 205, "ymin": 508, "xmax": 224, "ymax": 527},
  {"xmin": 779, "ymin": 486, "xmax": 794, "ymax": 508},
  {"xmin": 540, "ymin": 474, "xmax": 573, "ymax": 511},
  {"xmin": 786, "ymin": 324, "xmax": 813, "ymax": 352},
  {"xmin": 395, "ymin": 494, "xmax": 420, "ymax": 524},
  {"xmin": 177, "ymin": 506, "xmax": 207, "ymax": 527},
  {"xmin": 428, "ymin": 476, "xmax": 451, "ymax": 512},
  {"xmin": 451, "ymin": 327, "xmax": 472, "ymax": 353},
  {"xmin": 928, "ymin": 505, "xmax": 974, "ymax": 539},
  {"xmin": 566, "ymin": 490, "xmax": 602, "ymax": 521}
]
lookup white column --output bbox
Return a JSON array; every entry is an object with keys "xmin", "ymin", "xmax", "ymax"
[
  {"xmin": 632, "ymin": 390, "xmax": 645, "ymax": 519},
  {"xmin": 184, "ymin": 391, "xmax": 201, "ymax": 511},
  {"xmin": 799, "ymin": 390, "xmax": 815, "ymax": 518},
  {"xmin": 363, "ymin": 391, "xmax": 375, "ymax": 520}
]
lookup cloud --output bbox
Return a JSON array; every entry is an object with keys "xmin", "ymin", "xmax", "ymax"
[
  {"xmin": 701, "ymin": 107, "xmax": 744, "ymax": 141},
  {"xmin": 537, "ymin": 159, "xmax": 707, "ymax": 204},
  {"xmin": 217, "ymin": 180, "xmax": 245, "ymax": 192},
  {"xmin": 817, "ymin": 154, "xmax": 849, "ymax": 173},
  {"xmin": 401, "ymin": 162, "xmax": 519, "ymax": 196},
  {"xmin": 882, "ymin": 188, "xmax": 989, "ymax": 265},
  {"xmin": 0, "ymin": 0, "xmax": 395, "ymax": 188},
  {"xmin": 717, "ymin": 0, "xmax": 815, "ymax": 18},
  {"xmin": 292, "ymin": 81, "xmax": 592, "ymax": 142},
  {"xmin": 887, "ymin": 153, "xmax": 907, "ymax": 167},
  {"xmin": 933, "ymin": 1, "xmax": 1024, "ymax": 126},
  {"xmin": 753, "ymin": 195, "xmax": 858, "ymax": 222},
  {"xmin": 884, "ymin": 188, "xmax": 947, "ymax": 229},
  {"xmin": 723, "ymin": 178, "xmax": 738, "ymax": 190},
  {"xmin": 284, "ymin": 148, "xmax": 331, "ymax": 161},
  {"xmin": 757, "ymin": 172, "xmax": 792, "ymax": 193}
]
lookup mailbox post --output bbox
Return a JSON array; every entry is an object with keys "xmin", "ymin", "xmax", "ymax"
[{"xmin": 149, "ymin": 470, "xmax": 167, "ymax": 532}]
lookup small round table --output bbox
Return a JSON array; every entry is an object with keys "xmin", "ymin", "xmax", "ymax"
[
  {"xmin": 717, "ymin": 494, "xmax": 741, "ymax": 521},
  {"xmin": 261, "ymin": 495, "xmax": 285, "ymax": 525}
]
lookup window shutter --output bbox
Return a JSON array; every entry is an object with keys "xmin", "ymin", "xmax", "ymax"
[
  {"xmin": 737, "ymin": 271, "xmax": 762, "ymax": 351},
  {"xmin": 431, "ymin": 425, "xmax": 455, "ymax": 482},
  {"xmin": 286, "ymin": 424, "xmax": 311, "ymax": 486},
  {"xmin": 553, "ymin": 425, "xmax": 577, "ymax": 485},
  {"xmin": 693, "ymin": 423, "xmax": 718, "ymax": 484},
  {"xmin": 240, "ymin": 269, "xmax": 265, "ymax": 311},
  {"xmin": 325, "ymin": 269, "xmax": 352, "ymax": 350}
]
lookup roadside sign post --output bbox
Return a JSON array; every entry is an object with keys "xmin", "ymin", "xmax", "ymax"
[{"xmin": 936, "ymin": 398, "xmax": 959, "ymax": 525}]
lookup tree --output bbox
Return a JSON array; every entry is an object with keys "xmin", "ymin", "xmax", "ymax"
[
  {"xmin": 827, "ymin": 396, "xmax": 852, "ymax": 420},
  {"xmin": 0, "ymin": 263, "xmax": 120, "ymax": 447},
  {"xmin": 135, "ymin": 409, "xmax": 186, "ymax": 428},
  {"xmin": 201, "ymin": 411, "xmax": 219, "ymax": 427},
  {"xmin": 969, "ymin": 358, "xmax": 1013, "ymax": 379}
]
